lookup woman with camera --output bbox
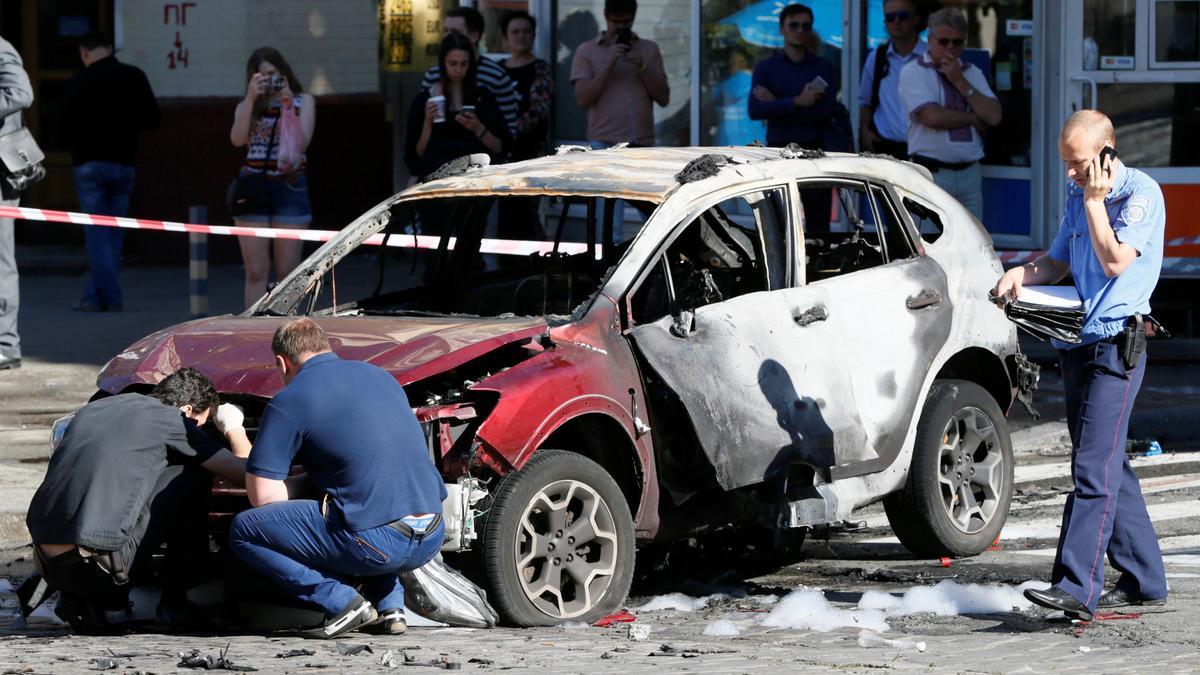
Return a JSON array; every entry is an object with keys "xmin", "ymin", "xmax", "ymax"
[
  {"xmin": 404, "ymin": 32, "xmax": 511, "ymax": 182},
  {"xmin": 229, "ymin": 47, "xmax": 315, "ymax": 309}
]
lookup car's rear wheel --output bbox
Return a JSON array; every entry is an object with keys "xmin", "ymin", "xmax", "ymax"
[
  {"xmin": 884, "ymin": 379, "xmax": 1013, "ymax": 557},
  {"xmin": 482, "ymin": 449, "xmax": 635, "ymax": 626}
]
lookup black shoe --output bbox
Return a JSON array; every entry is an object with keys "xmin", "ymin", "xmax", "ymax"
[
  {"xmin": 0, "ymin": 354, "xmax": 19, "ymax": 370},
  {"xmin": 1024, "ymin": 586, "xmax": 1094, "ymax": 621},
  {"xmin": 297, "ymin": 595, "xmax": 376, "ymax": 639},
  {"xmin": 1097, "ymin": 587, "xmax": 1167, "ymax": 609},
  {"xmin": 361, "ymin": 607, "xmax": 406, "ymax": 635},
  {"xmin": 71, "ymin": 300, "xmax": 103, "ymax": 312}
]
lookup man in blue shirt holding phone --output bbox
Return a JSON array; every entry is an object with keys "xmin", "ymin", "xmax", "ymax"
[{"xmin": 993, "ymin": 110, "xmax": 1168, "ymax": 621}]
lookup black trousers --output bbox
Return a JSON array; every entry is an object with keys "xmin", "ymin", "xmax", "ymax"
[{"xmin": 38, "ymin": 463, "xmax": 211, "ymax": 605}]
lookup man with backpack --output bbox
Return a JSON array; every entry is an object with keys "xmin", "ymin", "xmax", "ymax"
[{"xmin": 858, "ymin": 0, "xmax": 924, "ymax": 157}]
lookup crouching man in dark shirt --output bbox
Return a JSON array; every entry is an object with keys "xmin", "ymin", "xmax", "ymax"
[
  {"xmin": 226, "ymin": 318, "xmax": 446, "ymax": 639},
  {"xmin": 26, "ymin": 368, "xmax": 248, "ymax": 633}
]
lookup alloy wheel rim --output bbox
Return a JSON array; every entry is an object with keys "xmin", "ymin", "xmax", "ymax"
[
  {"xmin": 937, "ymin": 406, "xmax": 1004, "ymax": 535},
  {"xmin": 514, "ymin": 479, "xmax": 619, "ymax": 619}
]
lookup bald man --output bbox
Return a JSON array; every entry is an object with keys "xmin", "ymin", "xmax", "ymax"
[{"xmin": 994, "ymin": 110, "xmax": 1167, "ymax": 621}]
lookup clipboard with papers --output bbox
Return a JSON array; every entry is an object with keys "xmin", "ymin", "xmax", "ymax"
[{"xmin": 993, "ymin": 285, "xmax": 1085, "ymax": 344}]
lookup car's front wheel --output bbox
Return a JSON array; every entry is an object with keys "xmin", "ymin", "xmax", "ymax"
[
  {"xmin": 884, "ymin": 379, "xmax": 1013, "ymax": 557},
  {"xmin": 482, "ymin": 449, "xmax": 635, "ymax": 626}
]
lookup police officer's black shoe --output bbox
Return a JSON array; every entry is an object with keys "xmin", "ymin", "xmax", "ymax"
[
  {"xmin": 1097, "ymin": 587, "xmax": 1167, "ymax": 609},
  {"xmin": 1023, "ymin": 587, "xmax": 1094, "ymax": 621},
  {"xmin": 297, "ymin": 595, "xmax": 376, "ymax": 639},
  {"xmin": 361, "ymin": 607, "xmax": 406, "ymax": 635}
]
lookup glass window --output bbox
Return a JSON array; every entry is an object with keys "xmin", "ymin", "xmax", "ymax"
[
  {"xmin": 553, "ymin": 0, "xmax": 692, "ymax": 145},
  {"xmin": 901, "ymin": 194, "xmax": 945, "ymax": 245},
  {"xmin": 1155, "ymin": 1, "xmax": 1200, "ymax": 64},
  {"xmin": 477, "ymin": 0, "xmax": 527, "ymax": 56},
  {"xmin": 698, "ymin": 0, "xmax": 849, "ymax": 146},
  {"xmin": 1084, "ymin": 0, "xmax": 1136, "ymax": 70},
  {"xmin": 1098, "ymin": 83, "xmax": 1200, "ymax": 166}
]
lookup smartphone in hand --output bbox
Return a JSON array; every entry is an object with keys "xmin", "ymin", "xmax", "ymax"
[
  {"xmin": 810, "ymin": 75, "xmax": 829, "ymax": 93},
  {"xmin": 1099, "ymin": 146, "xmax": 1118, "ymax": 176}
]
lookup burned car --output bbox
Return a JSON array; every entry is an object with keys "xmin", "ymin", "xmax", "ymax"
[{"xmin": 95, "ymin": 147, "xmax": 1034, "ymax": 626}]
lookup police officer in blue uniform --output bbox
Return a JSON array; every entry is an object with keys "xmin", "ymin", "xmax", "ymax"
[
  {"xmin": 993, "ymin": 110, "xmax": 1168, "ymax": 621},
  {"xmin": 224, "ymin": 318, "xmax": 447, "ymax": 639}
]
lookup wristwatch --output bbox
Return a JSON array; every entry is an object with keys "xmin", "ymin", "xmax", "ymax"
[{"xmin": 963, "ymin": 86, "xmax": 976, "ymax": 98}]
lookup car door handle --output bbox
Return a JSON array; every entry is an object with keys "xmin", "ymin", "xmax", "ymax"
[
  {"xmin": 794, "ymin": 305, "xmax": 828, "ymax": 326},
  {"xmin": 906, "ymin": 289, "xmax": 942, "ymax": 310}
]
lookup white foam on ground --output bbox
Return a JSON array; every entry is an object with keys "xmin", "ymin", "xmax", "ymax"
[
  {"xmin": 637, "ymin": 593, "xmax": 721, "ymax": 612},
  {"xmin": 750, "ymin": 594, "xmax": 779, "ymax": 606},
  {"xmin": 703, "ymin": 619, "xmax": 742, "ymax": 637},
  {"xmin": 858, "ymin": 580, "xmax": 1050, "ymax": 616},
  {"xmin": 761, "ymin": 588, "xmax": 889, "ymax": 633}
]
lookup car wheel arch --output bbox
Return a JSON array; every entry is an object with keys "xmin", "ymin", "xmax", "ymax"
[
  {"xmin": 515, "ymin": 411, "xmax": 647, "ymax": 523},
  {"xmin": 933, "ymin": 347, "xmax": 1013, "ymax": 412}
]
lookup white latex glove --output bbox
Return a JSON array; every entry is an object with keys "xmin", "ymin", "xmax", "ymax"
[{"xmin": 213, "ymin": 403, "xmax": 245, "ymax": 435}]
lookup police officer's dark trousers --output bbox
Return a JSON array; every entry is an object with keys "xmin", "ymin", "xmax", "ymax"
[{"xmin": 1051, "ymin": 339, "xmax": 1167, "ymax": 611}]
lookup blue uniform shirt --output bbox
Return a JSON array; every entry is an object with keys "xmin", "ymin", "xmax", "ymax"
[
  {"xmin": 248, "ymin": 352, "xmax": 447, "ymax": 531},
  {"xmin": 747, "ymin": 49, "xmax": 839, "ymax": 147},
  {"xmin": 1047, "ymin": 162, "xmax": 1165, "ymax": 349}
]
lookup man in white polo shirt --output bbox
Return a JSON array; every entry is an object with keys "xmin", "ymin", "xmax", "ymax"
[{"xmin": 899, "ymin": 8, "xmax": 1001, "ymax": 219}]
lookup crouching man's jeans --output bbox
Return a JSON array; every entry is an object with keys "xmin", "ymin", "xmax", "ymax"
[{"xmin": 229, "ymin": 500, "xmax": 444, "ymax": 614}]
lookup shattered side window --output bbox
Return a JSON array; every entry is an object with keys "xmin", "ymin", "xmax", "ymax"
[
  {"xmin": 658, "ymin": 188, "xmax": 788, "ymax": 312},
  {"xmin": 798, "ymin": 181, "xmax": 887, "ymax": 283},
  {"xmin": 630, "ymin": 257, "xmax": 672, "ymax": 325},
  {"xmin": 901, "ymin": 195, "xmax": 945, "ymax": 244},
  {"xmin": 865, "ymin": 185, "xmax": 917, "ymax": 261}
]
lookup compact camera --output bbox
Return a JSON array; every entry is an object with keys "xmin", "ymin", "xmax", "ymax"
[{"xmin": 267, "ymin": 75, "xmax": 287, "ymax": 92}]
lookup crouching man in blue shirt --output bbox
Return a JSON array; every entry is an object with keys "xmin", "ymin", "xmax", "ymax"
[
  {"xmin": 993, "ymin": 110, "xmax": 1168, "ymax": 621},
  {"xmin": 223, "ymin": 318, "xmax": 447, "ymax": 639}
]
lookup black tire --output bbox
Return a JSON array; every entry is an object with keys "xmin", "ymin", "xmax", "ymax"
[
  {"xmin": 482, "ymin": 449, "xmax": 636, "ymax": 626},
  {"xmin": 884, "ymin": 379, "xmax": 1013, "ymax": 557}
]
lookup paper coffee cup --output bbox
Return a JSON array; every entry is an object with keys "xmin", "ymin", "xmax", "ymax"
[{"xmin": 430, "ymin": 95, "xmax": 446, "ymax": 123}]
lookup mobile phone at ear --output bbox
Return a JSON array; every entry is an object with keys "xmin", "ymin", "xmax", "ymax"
[{"xmin": 1099, "ymin": 146, "xmax": 1118, "ymax": 175}]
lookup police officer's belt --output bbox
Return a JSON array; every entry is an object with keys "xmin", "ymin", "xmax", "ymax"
[{"xmin": 386, "ymin": 514, "xmax": 443, "ymax": 541}]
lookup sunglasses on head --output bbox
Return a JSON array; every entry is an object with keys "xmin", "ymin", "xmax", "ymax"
[
  {"xmin": 786, "ymin": 20, "xmax": 813, "ymax": 31},
  {"xmin": 885, "ymin": 11, "xmax": 912, "ymax": 22},
  {"xmin": 935, "ymin": 37, "xmax": 965, "ymax": 47}
]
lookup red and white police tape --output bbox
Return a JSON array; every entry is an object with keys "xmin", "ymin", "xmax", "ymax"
[{"xmin": 0, "ymin": 204, "xmax": 600, "ymax": 258}]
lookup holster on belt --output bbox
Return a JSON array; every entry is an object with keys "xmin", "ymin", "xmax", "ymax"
[{"xmin": 1122, "ymin": 314, "xmax": 1148, "ymax": 370}]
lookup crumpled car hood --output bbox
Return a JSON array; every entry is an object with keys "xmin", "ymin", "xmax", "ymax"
[{"xmin": 97, "ymin": 315, "xmax": 548, "ymax": 397}]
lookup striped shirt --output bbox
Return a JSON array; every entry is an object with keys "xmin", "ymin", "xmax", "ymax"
[{"xmin": 421, "ymin": 56, "xmax": 519, "ymax": 133}]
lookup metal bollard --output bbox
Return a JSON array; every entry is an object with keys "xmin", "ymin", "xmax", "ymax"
[{"xmin": 187, "ymin": 205, "xmax": 208, "ymax": 318}]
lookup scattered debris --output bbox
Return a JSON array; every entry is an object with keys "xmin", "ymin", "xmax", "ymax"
[
  {"xmin": 592, "ymin": 609, "xmax": 637, "ymax": 627},
  {"xmin": 1078, "ymin": 646, "xmax": 1092, "ymax": 653},
  {"xmin": 856, "ymin": 629, "xmax": 926, "ymax": 652},
  {"xmin": 1127, "ymin": 439, "xmax": 1163, "ymax": 457},
  {"xmin": 987, "ymin": 535, "xmax": 1003, "ymax": 552},
  {"xmin": 90, "ymin": 657, "xmax": 120, "ymax": 670},
  {"xmin": 938, "ymin": 557, "xmax": 952, "ymax": 568},
  {"xmin": 335, "ymin": 643, "xmax": 373, "ymax": 656},
  {"xmin": 600, "ymin": 646, "xmax": 631, "ymax": 659},
  {"xmin": 647, "ymin": 644, "xmax": 737, "ymax": 658},
  {"xmin": 627, "ymin": 623, "xmax": 652, "ymax": 641},
  {"xmin": 399, "ymin": 651, "xmax": 461, "ymax": 670},
  {"xmin": 554, "ymin": 144, "xmax": 591, "ymax": 155},
  {"xmin": 674, "ymin": 154, "xmax": 735, "ymax": 183},
  {"xmin": 423, "ymin": 154, "xmax": 490, "ymax": 182},
  {"xmin": 3, "ymin": 666, "xmax": 33, "ymax": 674},
  {"xmin": 274, "ymin": 649, "xmax": 315, "ymax": 659},
  {"xmin": 177, "ymin": 645, "xmax": 257, "ymax": 672},
  {"xmin": 467, "ymin": 657, "xmax": 493, "ymax": 666},
  {"xmin": 381, "ymin": 650, "xmax": 398, "ymax": 668}
]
